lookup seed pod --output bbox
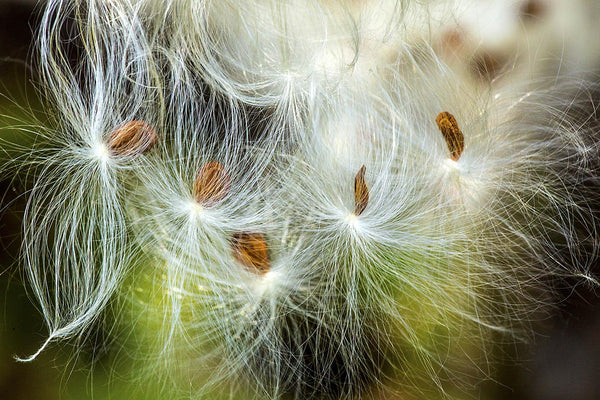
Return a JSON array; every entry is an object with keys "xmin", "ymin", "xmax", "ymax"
[
  {"xmin": 194, "ymin": 162, "xmax": 231, "ymax": 206},
  {"xmin": 436, "ymin": 112, "xmax": 465, "ymax": 161},
  {"xmin": 231, "ymin": 232, "xmax": 270, "ymax": 274},
  {"xmin": 354, "ymin": 165, "xmax": 369, "ymax": 216},
  {"xmin": 106, "ymin": 120, "xmax": 157, "ymax": 156}
]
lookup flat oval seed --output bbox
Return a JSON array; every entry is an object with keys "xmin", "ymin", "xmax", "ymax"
[
  {"xmin": 194, "ymin": 162, "xmax": 231, "ymax": 206},
  {"xmin": 231, "ymin": 232, "xmax": 270, "ymax": 274},
  {"xmin": 436, "ymin": 112, "xmax": 465, "ymax": 161},
  {"xmin": 107, "ymin": 120, "xmax": 157, "ymax": 156},
  {"xmin": 354, "ymin": 165, "xmax": 369, "ymax": 216}
]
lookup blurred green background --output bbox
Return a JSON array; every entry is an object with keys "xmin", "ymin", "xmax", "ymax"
[
  {"xmin": 0, "ymin": 1, "xmax": 598, "ymax": 399},
  {"xmin": 0, "ymin": 2, "xmax": 139, "ymax": 399}
]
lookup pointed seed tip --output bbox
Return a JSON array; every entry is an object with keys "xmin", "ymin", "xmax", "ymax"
[
  {"xmin": 194, "ymin": 161, "xmax": 231, "ymax": 206},
  {"xmin": 232, "ymin": 232, "xmax": 270, "ymax": 275},
  {"xmin": 106, "ymin": 120, "xmax": 157, "ymax": 157},
  {"xmin": 354, "ymin": 165, "xmax": 369, "ymax": 216},
  {"xmin": 436, "ymin": 111, "xmax": 465, "ymax": 162}
]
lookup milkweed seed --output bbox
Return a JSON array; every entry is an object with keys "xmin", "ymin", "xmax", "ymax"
[
  {"xmin": 194, "ymin": 162, "xmax": 231, "ymax": 206},
  {"xmin": 106, "ymin": 120, "xmax": 157, "ymax": 156},
  {"xmin": 231, "ymin": 232, "xmax": 270, "ymax": 274},
  {"xmin": 354, "ymin": 165, "xmax": 369, "ymax": 216},
  {"xmin": 436, "ymin": 112, "xmax": 465, "ymax": 161}
]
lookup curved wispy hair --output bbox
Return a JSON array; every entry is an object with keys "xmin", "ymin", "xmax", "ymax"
[
  {"xmin": 122, "ymin": 63, "xmax": 600, "ymax": 399},
  {"xmin": 163, "ymin": 0, "xmax": 421, "ymax": 105},
  {"xmin": 18, "ymin": 0, "xmax": 164, "ymax": 359},
  {"xmin": 12, "ymin": 0, "xmax": 600, "ymax": 399},
  {"xmin": 259, "ymin": 66, "xmax": 600, "ymax": 397}
]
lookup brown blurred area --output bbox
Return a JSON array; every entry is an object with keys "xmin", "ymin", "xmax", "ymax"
[{"xmin": 0, "ymin": 1, "xmax": 598, "ymax": 399}]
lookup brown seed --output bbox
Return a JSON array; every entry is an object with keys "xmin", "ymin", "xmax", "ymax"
[
  {"xmin": 435, "ymin": 112, "xmax": 465, "ymax": 162},
  {"xmin": 520, "ymin": 0, "xmax": 546, "ymax": 22},
  {"xmin": 231, "ymin": 232, "xmax": 270, "ymax": 274},
  {"xmin": 440, "ymin": 28, "xmax": 465, "ymax": 56},
  {"xmin": 194, "ymin": 162, "xmax": 231, "ymax": 206},
  {"xmin": 354, "ymin": 165, "xmax": 369, "ymax": 216},
  {"xmin": 106, "ymin": 120, "xmax": 157, "ymax": 156},
  {"xmin": 470, "ymin": 51, "xmax": 505, "ymax": 81}
]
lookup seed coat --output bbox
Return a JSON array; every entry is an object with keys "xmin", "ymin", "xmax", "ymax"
[
  {"xmin": 107, "ymin": 120, "xmax": 157, "ymax": 156},
  {"xmin": 231, "ymin": 232, "xmax": 270, "ymax": 274},
  {"xmin": 436, "ymin": 112, "xmax": 465, "ymax": 161},
  {"xmin": 354, "ymin": 165, "xmax": 369, "ymax": 216},
  {"xmin": 194, "ymin": 162, "xmax": 231, "ymax": 206}
]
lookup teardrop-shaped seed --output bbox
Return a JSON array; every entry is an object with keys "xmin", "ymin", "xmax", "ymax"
[
  {"xmin": 436, "ymin": 112, "xmax": 465, "ymax": 161},
  {"xmin": 354, "ymin": 165, "xmax": 369, "ymax": 216},
  {"xmin": 194, "ymin": 162, "xmax": 231, "ymax": 206},
  {"xmin": 231, "ymin": 232, "xmax": 270, "ymax": 274},
  {"xmin": 107, "ymin": 120, "xmax": 157, "ymax": 156}
]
